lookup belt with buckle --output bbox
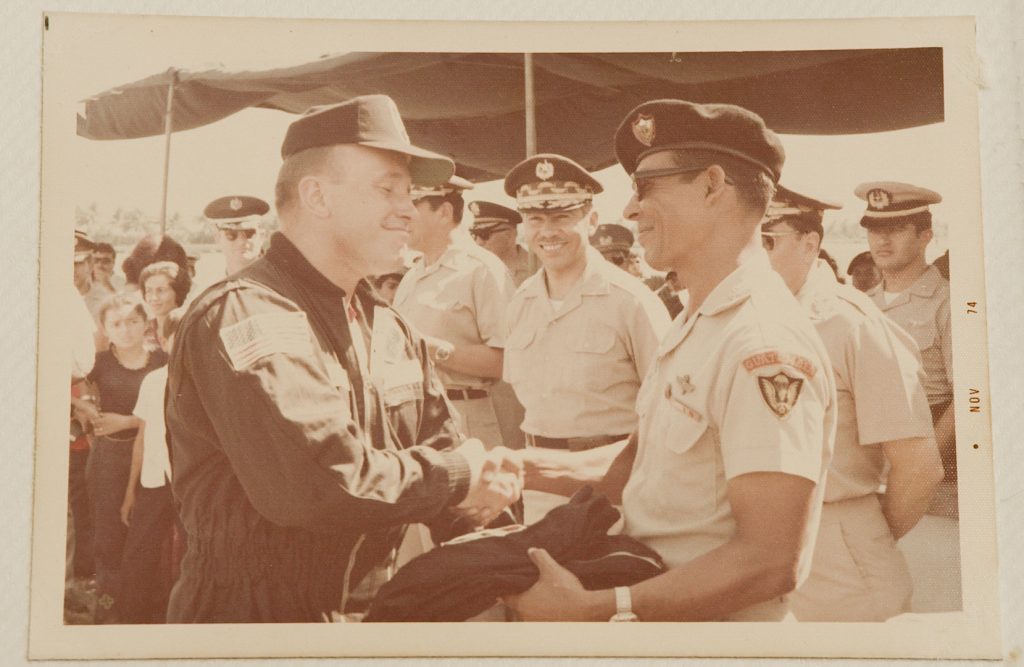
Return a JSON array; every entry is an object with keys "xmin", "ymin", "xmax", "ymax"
[
  {"xmin": 526, "ymin": 433, "xmax": 629, "ymax": 452},
  {"xmin": 446, "ymin": 388, "xmax": 489, "ymax": 401}
]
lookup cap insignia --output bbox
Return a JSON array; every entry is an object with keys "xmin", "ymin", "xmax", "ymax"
[
  {"xmin": 536, "ymin": 160, "xmax": 555, "ymax": 181},
  {"xmin": 229, "ymin": 197, "xmax": 243, "ymax": 211},
  {"xmin": 866, "ymin": 188, "xmax": 891, "ymax": 210},
  {"xmin": 632, "ymin": 113, "xmax": 656, "ymax": 147},
  {"xmin": 469, "ymin": 202, "xmax": 480, "ymax": 215},
  {"xmin": 598, "ymin": 235, "xmax": 612, "ymax": 247}
]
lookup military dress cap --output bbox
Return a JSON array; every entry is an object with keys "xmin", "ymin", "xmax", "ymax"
[
  {"xmin": 74, "ymin": 228, "xmax": 95, "ymax": 262},
  {"xmin": 411, "ymin": 174, "xmax": 474, "ymax": 201},
  {"xmin": 614, "ymin": 99, "xmax": 786, "ymax": 183},
  {"xmin": 280, "ymin": 94, "xmax": 455, "ymax": 187},
  {"xmin": 468, "ymin": 200, "xmax": 522, "ymax": 231},
  {"xmin": 590, "ymin": 223, "xmax": 635, "ymax": 253},
  {"xmin": 204, "ymin": 195, "xmax": 270, "ymax": 230},
  {"xmin": 503, "ymin": 153, "xmax": 603, "ymax": 212},
  {"xmin": 762, "ymin": 185, "xmax": 841, "ymax": 236},
  {"xmin": 854, "ymin": 181, "xmax": 942, "ymax": 228}
]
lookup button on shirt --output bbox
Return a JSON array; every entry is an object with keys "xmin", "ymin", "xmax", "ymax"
[
  {"xmin": 503, "ymin": 247, "xmax": 670, "ymax": 439},
  {"xmin": 393, "ymin": 238, "xmax": 515, "ymax": 390},
  {"xmin": 869, "ymin": 265, "xmax": 952, "ymax": 407},
  {"xmin": 622, "ymin": 252, "xmax": 836, "ymax": 616},
  {"xmin": 798, "ymin": 260, "xmax": 933, "ymax": 502}
]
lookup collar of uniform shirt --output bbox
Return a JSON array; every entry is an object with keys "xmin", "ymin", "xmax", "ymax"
[{"xmin": 695, "ymin": 249, "xmax": 774, "ymax": 317}]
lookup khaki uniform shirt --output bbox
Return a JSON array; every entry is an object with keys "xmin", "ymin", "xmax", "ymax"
[
  {"xmin": 798, "ymin": 260, "xmax": 934, "ymax": 503},
  {"xmin": 869, "ymin": 265, "xmax": 952, "ymax": 406},
  {"xmin": 503, "ymin": 246, "xmax": 670, "ymax": 438},
  {"xmin": 393, "ymin": 237, "xmax": 515, "ymax": 390},
  {"xmin": 622, "ymin": 252, "xmax": 836, "ymax": 619}
]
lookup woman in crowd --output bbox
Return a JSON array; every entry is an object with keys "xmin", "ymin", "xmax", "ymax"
[
  {"xmin": 139, "ymin": 261, "xmax": 189, "ymax": 351},
  {"xmin": 84, "ymin": 293, "xmax": 168, "ymax": 623}
]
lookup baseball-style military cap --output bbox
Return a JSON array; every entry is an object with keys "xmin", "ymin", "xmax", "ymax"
[
  {"xmin": 74, "ymin": 228, "xmax": 95, "ymax": 263},
  {"xmin": 762, "ymin": 185, "xmax": 841, "ymax": 237},
  {"xmin": 468, "ymin": 201, "xmax": 522, "ymax": 232},
  {"xmin": 503, "ymin": 154, "xmax": 603, "ymax": 212},
  {"xmin": 411, "ymin": 174, "xmax": 474, "ymax": 201},
  {"xmin": 590, "ymin": 223, "xmax": 635, "ymax": 253},
  {"xmin": 614, "ymin": 99, "xmax": 785, "ymax": 183},
  {"xmin": 281, "ymin": 95, "xmax": 455, "ymax": 187},
  {"xmin": 204, "ymin": 195, "xmax": 270, "ymax": 230},
  {"xmin": 855, "ymin": 181, "xmax": 942, "ymax": 228}
]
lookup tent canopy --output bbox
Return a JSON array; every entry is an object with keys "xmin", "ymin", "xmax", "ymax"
[{"xmin": 77, "ymin": 49, "xmax": 943, "ymax": 181}]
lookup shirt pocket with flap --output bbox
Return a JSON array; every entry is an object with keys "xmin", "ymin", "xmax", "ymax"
[
  {"xmin": 502, "ymin": 324, "xmax": 538, "ymax": 387},
  {"xmin": 567, "ymin": 322, "xmax": 619, "ymax": 392}
]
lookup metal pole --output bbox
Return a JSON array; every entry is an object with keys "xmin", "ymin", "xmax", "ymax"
[
  {"xmin": 159, "ymin": 70, "xmax": 177, "ymax": 236},
  {"xmin": 523, "ymin": 53, "xmax": 537, "ymax": 157}
]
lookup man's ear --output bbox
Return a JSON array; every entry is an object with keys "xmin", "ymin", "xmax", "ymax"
[
  {"xmin": 919, "ymin": 227, "xmax": 934, "ymax": 244},
  {"xmin": 704, "ymin": 165, "xmax": 729, "ymax": 203},
  {"xmin": 586, "ymin": 208, "xmax": 599, "ymax": 233},
  {"xmin": 297, "ymin": 175, "xmax": 330, "ymax": 218}
]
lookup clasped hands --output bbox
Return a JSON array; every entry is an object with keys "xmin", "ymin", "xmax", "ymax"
[{"xmin": 453, "ymin": 439, "xmax": 523, "ymax": 527}]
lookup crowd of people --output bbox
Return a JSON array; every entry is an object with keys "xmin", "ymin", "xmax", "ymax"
[{"xmin": 65, "ymin": 94, "xmax": 955, "ymax": 625}]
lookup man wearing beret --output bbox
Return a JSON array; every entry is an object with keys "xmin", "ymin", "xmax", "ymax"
[
  {"xmin": 204, "ymin": 195, "xmax": 269, "ymax": 277},
  {"xmin": 468, "ymin": 200, "xmax": 531, "ymax": 288},
  {"xmin": 393, "ymin": 175, "xmax": 516, "ymax": 453},
  {"xmin": 762, "ymin": 185, "xmax": 942, "ymax": 620},
  {"xmin": 857, "ymin": 181, "xmax": 956, "ymax": 517},
  {"xmin": 165, "ymin": 95, "xmax": 522, "ymax": 623},
  {"xmin": 505, "ymin": 101, "xmax": 835, "ymax": 622},
  {"xmin": 501, "ymin": 153, "xmax": 670, "ymax": 525}
]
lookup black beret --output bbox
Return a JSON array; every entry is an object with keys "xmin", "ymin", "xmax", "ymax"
[
  {"xmin": 503, "ymin": 153, "xmax": 603, "ymax": 212},
  {"xmin": 281, "ymin": 95, "xmax": 454, "ymax": 188},
  {"xmin": 590, "ymin": 224, "xmax": 635, "ymax": 252},
  {"xmin": 74, "ymin": 228, "xmax": 95, "ymax": 262},
  {"xmin": 204, "ymin": 195, "xmax": 270, "ymax": 229},
  {"xmin": 614, "ymin": 99, "xmax": 785, "ymax": 183},
  {"xmin": 468, "ymin": 200, "xmax": 522, "ymax": 229}
]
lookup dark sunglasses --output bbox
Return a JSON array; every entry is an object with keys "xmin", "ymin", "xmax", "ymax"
[
  {"xmin": 222, "ymin": 229, "xmax": 257, "ymax": 241},
  {"xmin": 470, "ymin": 226, "xmax": 511, "ymax": 242},
  {"xmin": 631, "ymin": 166, "xmax": 734, "ymax": 200},
  {"xmin": 760, "ymin": 229, "xmax": 803, "ymax": 250},
  {"xmin": 602, "ymin": 251, "xmax": 629, "ymax": 266}
]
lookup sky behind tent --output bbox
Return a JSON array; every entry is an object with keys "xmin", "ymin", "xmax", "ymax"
[{"xmin": 62, "ymin": 22, "xmax": 955, "ymax": 266}]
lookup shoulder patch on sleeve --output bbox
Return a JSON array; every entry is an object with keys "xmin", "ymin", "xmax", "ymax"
[
  {"xmin": 218, "ymin": 311, "xmax": 313, "ymax": 371},
  {"xmin": 757, "ymin": 372, "xmax": 804, "ymax": 418},
  {"xmin": 741, "ymin": 350, "xmax": 818, "ymax": 379}
]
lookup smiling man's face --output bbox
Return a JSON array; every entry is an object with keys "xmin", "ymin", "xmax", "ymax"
[{"xmin": 521, "ymin": 206, "xmax": 595, "ymax": 275}]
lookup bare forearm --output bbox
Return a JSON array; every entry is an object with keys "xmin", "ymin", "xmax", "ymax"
[
  {"xmin": 432, "ymin": 340, "xmax": 504, "ymax": 379},
  {"xmin": 933, "ymin": 404, "xmax": 956, "ymax": 462},
  {"xmin": 523, "ymin": 437, "xmax": 633, "ymax": 501},
  {"xmin": 881, "ymin": 437, "xmax": 944, "ymax": 539}
]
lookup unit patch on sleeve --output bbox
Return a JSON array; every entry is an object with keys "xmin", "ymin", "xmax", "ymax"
[{"xmin": 757, "ymin": 371, "xmax": 804, "ymax": 418}]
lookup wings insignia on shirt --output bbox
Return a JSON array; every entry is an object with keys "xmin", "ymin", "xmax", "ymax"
[{"xmin": 757, "ymin": 371, "xmax": 804, "ymax": 418}]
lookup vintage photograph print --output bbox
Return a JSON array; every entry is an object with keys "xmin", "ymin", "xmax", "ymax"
[{"xmin": 31, "ymin": 12, "xmax": 999, "ymax": 660}]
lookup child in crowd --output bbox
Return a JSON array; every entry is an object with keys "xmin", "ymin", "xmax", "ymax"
[{"xmin": 85, "ymin": 293, "xmax": 168, "ymax": 623}]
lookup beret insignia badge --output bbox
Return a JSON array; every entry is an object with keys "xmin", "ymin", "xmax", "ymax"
[
  {"xmin": 535, "ymin": 160, "xmax": 555, "ymax": 181},
  {"xmin": 229, "ymin": 197, "xmax": 243, "ymax": 211},
  {"xmin": 598, "ymin": 235, "xmax": 612, "ymax": 247},
  {"xmin": 468, "ymin": 201, "xmax": 480, "ymax": 215},
  {"xmin": 757, "ymin": 372, "xmax": 803, "ymax": 418},
  {"xmin": 632, "ymin": 113, "xmax": 656, "ymax": 147},
  {"xmin": 866, "ymin": 188, "xmax": 892, "ymax": 210}
]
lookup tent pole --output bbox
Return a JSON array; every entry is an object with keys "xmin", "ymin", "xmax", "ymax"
[
  {"xmin": 159, "ymin": 70, "xmax": 178, "ymax": 236},
  {"xmin": 523, "ymin": 53, "xmax": 537, "ymax": 157}
]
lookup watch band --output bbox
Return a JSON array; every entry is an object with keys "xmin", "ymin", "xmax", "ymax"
[{"xmin": 609, "ymin": 586, "xmax": 639, "ymax": 622}]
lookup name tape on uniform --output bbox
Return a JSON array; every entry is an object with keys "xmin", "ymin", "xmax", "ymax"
[{"xmin": 741, "ymin": 350, "xmax": 817, "ymax": 379}]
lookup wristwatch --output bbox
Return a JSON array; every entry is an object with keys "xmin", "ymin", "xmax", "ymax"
[
  {"xmin": 433, "ymin": 341, "xmax": 453, "ymax": 362},
  {"xmin": 609, "ymin": 586, "xmax": 639, "ymax": 622}
]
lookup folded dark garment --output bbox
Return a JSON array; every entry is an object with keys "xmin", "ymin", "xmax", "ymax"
[{"xmin": 365, "ymin": 487, "xmax": 665, "ymax": 622}]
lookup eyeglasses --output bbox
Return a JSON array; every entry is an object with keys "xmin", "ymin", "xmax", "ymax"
[
  {"xmin": 222, "ymin": 229, "xmax": 257, "ymax": 241},
  {"xmin": 93, "ymin": 256, "xmax": 114, "ymax": 266},
  {"xmin": 631, "ymin": 166, "xmax": 734, "ymax": 200},
  {"xmin": 470, "ymin": 226, "xmax": 512, "ymax": 242},
  {"xmin": 760, "ymin": 229, "xmax": 803, "ymax": 250}
]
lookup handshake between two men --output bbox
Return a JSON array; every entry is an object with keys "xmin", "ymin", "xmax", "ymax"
[{"xmin": 451, "ymin": 439, "xmax": 525, "ymax": 528}]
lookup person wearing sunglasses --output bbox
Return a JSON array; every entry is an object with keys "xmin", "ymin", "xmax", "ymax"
[
  {"xmin": 762, "ymin": 185, "xmax": 941, "ymax": 621},
  {"xmin": 505, "ymin": 101, "xmax": 836, "ymax": 623},
  {"xmin": 392, "ymin": 175, "xmax": 515, "ymax": 459},
  {"xmin": 590, "ymin": 223, "xmax": 635, "ymax": 271},
  {"xmin": 203, "ymin": 195, "xmax": 269, "ymax": 276},
  {"xmin": 468, "ymin": 201, "xmax": 531, "ymax": 287},
  {"xmin": 501, "ymin": 153, "xmax": 670, "ymax": 526}
]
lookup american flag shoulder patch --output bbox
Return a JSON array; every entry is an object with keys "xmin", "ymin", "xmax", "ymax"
[{"xmin": 219, "ymin": 311, "xmax": 313, "ymax": 371}]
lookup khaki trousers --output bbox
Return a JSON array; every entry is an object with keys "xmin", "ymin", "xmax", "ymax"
[{"xmin": 791, "ymin": 494, "xmax": 912, "ymax": 621}]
